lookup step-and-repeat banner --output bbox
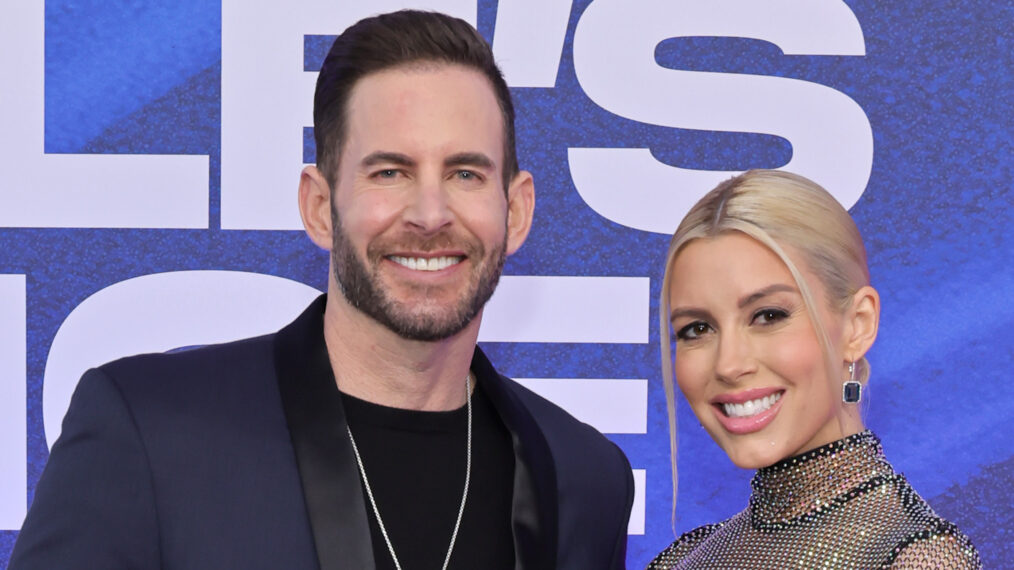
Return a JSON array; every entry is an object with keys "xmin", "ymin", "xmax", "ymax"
[{"xmin": 1, "ymin": 1, "xmax": 1011, "ymax": 567}]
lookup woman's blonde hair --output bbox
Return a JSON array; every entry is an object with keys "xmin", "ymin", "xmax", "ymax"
[{"xmin": 659, "ymin": 169, "xmax": 871, "ymax": 532}]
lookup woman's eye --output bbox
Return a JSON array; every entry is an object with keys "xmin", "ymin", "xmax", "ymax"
[
  {"xmin": 676, "ymin": 321, "xmax": 711, "ymax": 341},
  {"xmin": 753, "ymin": 308, "xmax": 789, "ymax": 325}
]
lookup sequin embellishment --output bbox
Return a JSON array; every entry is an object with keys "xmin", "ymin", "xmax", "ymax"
[{"xmin": 647, "ymin": 432, "xmax": 981, "ymax": 569}]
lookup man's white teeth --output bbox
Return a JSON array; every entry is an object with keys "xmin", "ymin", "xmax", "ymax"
[
  {"xmin": 723, "ymin": 392, "xmax": 782, "ymax": 418},
  {"xmin": 389, "ymin": 255, "xmax": 462, "ymax": 271}
]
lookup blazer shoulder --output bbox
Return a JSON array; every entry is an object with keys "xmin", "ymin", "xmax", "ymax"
[
  {"xmin": 87, "ymin": 332, "xmax": 287, "ymax": 440},
  {"xmin": 97, "ymin": 332, "xmax": 276, "ymax": 389},
  {"xmin": 497, "ymin": 373, "xmax": 633, "ymax": 505},
  {"xmin": 500, "ymin": 375, "xmax": 628, "ymax": 463},
  {"xmin": 9, "ymin": 367, "xmax": 161, "ymax": 569},
  {"xmin": 494, "ymin": 374, "xmax": 634, "ymax": 569}
]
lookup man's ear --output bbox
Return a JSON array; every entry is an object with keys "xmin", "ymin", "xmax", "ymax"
[
  {"xmin": 299, "ymin": 165, "xmax": 333, "ymax": 251},
  {"xmin": 504, "ymin": 170, "xmax": 535, "ymax": 256},
  {"xmin": 843, "ymin": 285, "xmax": 880, "ymax": 362}
]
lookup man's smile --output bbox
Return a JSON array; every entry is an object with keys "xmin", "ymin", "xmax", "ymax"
[{"xmin": 386, "ymin": 255, "xmax": 465, "ymax": 271}]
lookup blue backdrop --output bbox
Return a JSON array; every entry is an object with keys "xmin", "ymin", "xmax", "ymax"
[{"xmin": 0, "ymin": 1, "xmax": 1011, "ymax": 568}]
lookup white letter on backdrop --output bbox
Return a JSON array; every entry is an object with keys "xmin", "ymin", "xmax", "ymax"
[
  {"xmin": 0, "ymin": 3, "xmax": 208, "ymax": 228},
  {"xmin": 42, "ymin": 271, "xmax": 322, "ymax": 447},
  {"xmin": 0, "ymin": 275, "xmax": 26, "ymax": 529},
  {"xmin": 571, "ymin": 0, "xmax": 871, "ymax": 234},
  {"xmin": 493, "ymin": 0, "xmax": 573, "ymax": 87},
  {"xmin": 221, "ymin": 0, "xmax": 476, "ymax": 230}
]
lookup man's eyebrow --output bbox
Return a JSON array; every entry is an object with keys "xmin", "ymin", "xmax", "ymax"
[
  {"xmin": 445, "ymin": 152, "xmax": 495, "ymax": 170},
  {"xmin": 361, "ymin": 151, "xmax": 415, "ymax": 168},
  {"xmin": 737, "ymin": 284, "xmax": 797, "ymax": 308}
]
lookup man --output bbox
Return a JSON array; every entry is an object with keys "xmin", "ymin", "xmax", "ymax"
[{"xmin": 10, "ymin": 10, "xmax": 633, "ymax": 570}]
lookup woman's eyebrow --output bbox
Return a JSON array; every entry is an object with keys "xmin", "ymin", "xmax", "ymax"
[
  {"xmin": 737, "ymin": 283, "xmax": 797, "ymax": 309},
  {"xmin": 669, "ymin": 307, "xmax": 710, "ymax": 322}
]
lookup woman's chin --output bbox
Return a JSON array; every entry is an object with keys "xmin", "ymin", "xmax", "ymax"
[{"xmin": 718, "ymin": 436, "xmax": 787, "ymax": 470}]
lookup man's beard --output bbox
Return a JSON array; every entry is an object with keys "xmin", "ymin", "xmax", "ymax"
[{"xmin": 330, "ymin": 213, "xmax": 507, "ymax": 342}]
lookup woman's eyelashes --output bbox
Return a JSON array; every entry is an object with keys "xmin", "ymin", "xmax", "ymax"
[
  {"xmin": 674, "ymin": 306, "xmax": 792, "ymax": 342},
  {"xmin": 675, "ymin": 321, "xmax": 713, "ymax": 341},
  {"xmin": 751, "ymin": 307, "xmax": 791, "ymax": 326}
]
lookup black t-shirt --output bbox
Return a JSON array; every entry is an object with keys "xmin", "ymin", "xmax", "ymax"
[{"xmin": 341, "ymin": 383, "xmax": 515, "ymax": 569}]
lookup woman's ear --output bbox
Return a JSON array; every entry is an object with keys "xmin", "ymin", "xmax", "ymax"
[
  {"xmin": 844, "ymin": 285, "xmax": 880, "ymax": 362},
  {"xmin": 504, "ymin": 170, "xmax": 535, "ymax": 256},
  {"xmin": 299, "ymin": 165, "xmax": 333, "ymax": 251}
]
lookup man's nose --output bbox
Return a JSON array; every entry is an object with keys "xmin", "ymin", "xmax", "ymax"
[{"xmin": 402, "ymin": 176, "xmax": 453, "ymax": 233}]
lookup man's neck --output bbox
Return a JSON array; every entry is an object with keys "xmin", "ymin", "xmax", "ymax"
[{"xmin": 321, "ymin": 289, "xmax": 480, "ymax": 412}]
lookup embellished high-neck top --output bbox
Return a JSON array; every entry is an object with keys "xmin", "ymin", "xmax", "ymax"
[{"xmin": 648, "ymin": 432, "xmax": 981, "ymax": 569}]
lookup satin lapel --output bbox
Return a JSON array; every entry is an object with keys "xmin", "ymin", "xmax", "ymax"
[
  {"xmin": 472, "ymin": 347, "xmax": 558, "ymax": 569},
  {"xmin": 274, "ymin": 296, "xmax": 376, "ymax": 570}
]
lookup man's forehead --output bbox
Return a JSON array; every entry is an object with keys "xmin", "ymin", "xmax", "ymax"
[
  {"xmin": 346, "ymin": 63, "xmax": 500, "ymax": 117},
  {"xmin": 340, "ymin": 63, "xmax": 506, "ymax": 163}
]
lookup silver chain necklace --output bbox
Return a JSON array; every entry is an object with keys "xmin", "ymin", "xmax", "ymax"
[{"xmin": 346, "ymin": 375, "xmax": 472, "ymax": 570}]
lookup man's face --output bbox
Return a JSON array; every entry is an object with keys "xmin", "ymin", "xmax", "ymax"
[{"xmin": 329, "ymin": 64, "xmax": 514, "ymax": 341}]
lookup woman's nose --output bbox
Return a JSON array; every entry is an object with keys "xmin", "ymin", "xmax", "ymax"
[{"xmin": 714, "ymin": 329, "xmax": 755, "ymax": 384}]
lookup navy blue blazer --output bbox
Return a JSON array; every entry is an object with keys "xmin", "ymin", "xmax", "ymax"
[{"xmin": 11, "ymin": 297, "xmax": 633, "ymax": 569}]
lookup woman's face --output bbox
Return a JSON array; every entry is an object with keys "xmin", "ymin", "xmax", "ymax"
[{"xmin": 667, "ymin": 232, "xmax": 850, "ymax": 469}]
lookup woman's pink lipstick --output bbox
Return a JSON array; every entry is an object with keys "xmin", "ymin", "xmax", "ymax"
[{"xmin": 710, "ymin": 387, "xmax": 785, "ymax": 435}]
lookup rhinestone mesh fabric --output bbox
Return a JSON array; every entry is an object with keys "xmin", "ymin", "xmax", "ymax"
[{"xmin": 648, "ymin": 432, "xmax": 981, "ymax": 569}]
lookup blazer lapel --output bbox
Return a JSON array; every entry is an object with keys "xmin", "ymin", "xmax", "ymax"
[
  {"xmin": 472, "ymin": 348, "xmax": 559, "ymax": 569},
  {"xmin": 274, "ymin": 296, "xmax": 376, "ymax": 570}
]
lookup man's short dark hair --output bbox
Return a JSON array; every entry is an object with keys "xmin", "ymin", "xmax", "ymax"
[{"xmin": 313, "ymin": 10, "xmax": 519, "ymax": 192}]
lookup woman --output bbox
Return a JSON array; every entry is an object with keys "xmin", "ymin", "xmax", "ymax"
[{"xmin": 649, "ymin": 170, "xmax": 980, "ymax": 569}]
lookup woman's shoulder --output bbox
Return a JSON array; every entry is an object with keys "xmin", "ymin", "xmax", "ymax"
[
  {"xmin": 882, "ymin": 514, "xmax": 982, "ymax": 569},
  {"xmin": 876, "ymin": 476, "xmax": 982, "ymax": 568},
  {"xmin": 645, "ymin": 521, "xmax": 727, "ymax": 570}
]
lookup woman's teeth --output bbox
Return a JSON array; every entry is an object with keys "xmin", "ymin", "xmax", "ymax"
[
  {"xmin": 389, "ymin": 255, "xmax": 462, "ymax": 271},
  {"xmin": 722, "ymin": 392, "xmax": 782, "ymax": 418}
]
